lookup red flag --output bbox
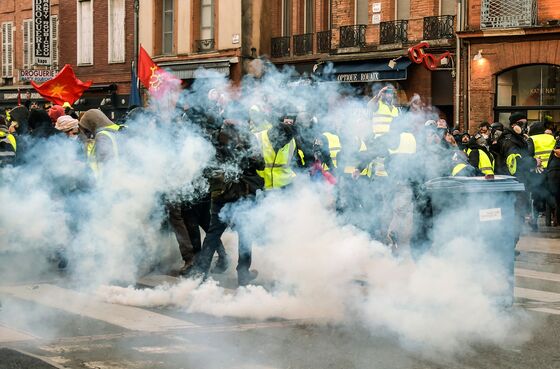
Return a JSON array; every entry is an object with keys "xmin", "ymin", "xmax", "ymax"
[
  {"xmin": 138, "ymin": 45, "xmax": 181, "ymax": 98},
  {"xmin": 31, "ymin": 64, "xmax": 92, "ymax": 106}
]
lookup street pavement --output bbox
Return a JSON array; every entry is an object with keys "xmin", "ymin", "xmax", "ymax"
[{"xmin": 1, "ymin": 229, "xmax": 560, "ymax": 369}]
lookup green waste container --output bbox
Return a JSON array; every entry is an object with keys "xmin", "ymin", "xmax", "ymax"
[{"xmin": 425, "ymin": 175, "xmax": 525, "ymax": 306}]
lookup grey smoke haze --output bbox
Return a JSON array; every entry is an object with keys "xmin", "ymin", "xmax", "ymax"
[{"xmin": 1, "ymin": 64, "xmax": 534, "ymax": 357}]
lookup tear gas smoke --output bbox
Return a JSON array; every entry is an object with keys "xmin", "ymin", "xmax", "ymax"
[{"xmin": 0, "ymin": 64, "xmax": 533, "ymax": 356}]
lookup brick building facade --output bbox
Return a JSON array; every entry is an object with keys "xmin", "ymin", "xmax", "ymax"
[
  {"xmin": 58, "ymin": 0, "xmax": 135, "ymax": 119},
  {"xmin": 0, "ymin": 0, "xmax": 60, "ymax": 109},
  {"xmin": 458, "ymin": 0, "xmax": 560, "ymax": 132},
  {"xmin": 267, "ymin": 0, "xmax": 458, "ymax": 125}
]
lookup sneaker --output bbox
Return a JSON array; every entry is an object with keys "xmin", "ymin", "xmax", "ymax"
[
  {"xmin": 180, "ymin": 265, "xmax": 207, "ymax": 281},
  {"xmin": 238, "ymin": 270, "xmax": 258, "ymax": 287},
  {"xmin": 211, "ymin": 256, "xmax": 230, "ymax": 274}
]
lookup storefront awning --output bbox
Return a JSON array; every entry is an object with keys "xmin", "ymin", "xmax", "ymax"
[
  {"xmin": 158, "ymin": 58, "xmax": 236, "ymax": 79},
  {"xmin": 322, "ymin": 59, "xmax": 412, "ymax": 82}
]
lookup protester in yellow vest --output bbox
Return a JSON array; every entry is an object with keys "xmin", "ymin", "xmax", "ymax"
[
  {"xmin": 367, "ymin": 85, "xmax": 399, "ymax": 136},
  {"xmin": 79, "ymin": 109, "xmax": 122, "ymax": 176},
  {"xmin": 256, "ymin": 115, "xmax": 297, "ymax": 189},
  {"xmin": 0, "ymin": 115, "xmax": 16, "ymax": 166},
  {"xmin": 528, "ymin": 122, "xmax": 557, "ymax": 169}
]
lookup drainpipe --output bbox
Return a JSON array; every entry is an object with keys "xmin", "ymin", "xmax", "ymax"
[
  {"xmin": 134, "ymin": 0, "xmax": 139, "ymax": 71},
  {"xmin": 454, "ymin": 0, "xmax": 462, "ymax": 129}
]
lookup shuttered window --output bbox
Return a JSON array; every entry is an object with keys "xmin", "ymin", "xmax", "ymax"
[
  {"xmin": 2, "ymin": 22, "xmax": 13, "ymax": 78},
  {"xmin": 396, "ymin": 0, "xmax": 410, "ymax": 20},
  {"xmin": 108, "ymin": 0, "xmax": 125, "ymax": 63},
  {"xmin": 23, "ymin": 19, "xmax": 34, "ymax": 69},
  {"xmin": 51, "ymin": 16, "xmax": 59, "ymax": 67},
  {"xmin": 356, "ymin": 0, "xmax": 368, "ymax": 25},
  {"xmin": 162, "ymin": 0, "xmax": 173, "ymax": 54},
  {"xmin": 77, "ymin": 0, "xmax": 93, "ymax": 65}
]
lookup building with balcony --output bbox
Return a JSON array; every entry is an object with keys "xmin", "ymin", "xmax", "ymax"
[
  {"xmin": 0, "ymin": 0, "xmax": 59, "ymax": 110},
  {"xmin": 266, "ymin": 0, "xmax": 458, "ymax": 124},
  {"xmin": 458, "ymin": 0, "xmax": 560, "ymax": 131},
  {"xmin": 138, "ymin": 0, "xmax": 245, "ymax": 90}
]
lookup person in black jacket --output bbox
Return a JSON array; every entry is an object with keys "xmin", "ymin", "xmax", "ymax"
[
  {"xmin": 547, "ymin": 140, "xmax": 560, "ymax": 226},
  {"xmin": 184, "ymin": 116, "xmax": 265, "ymax": 286}
]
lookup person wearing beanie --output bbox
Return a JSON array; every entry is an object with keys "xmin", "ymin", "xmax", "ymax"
[
  {"xmin": 48, "ymin": 105, "xmax": 65, "ymax": 124},
  {"xmin": 55, "ymin": 115, "xmax": 80, "ymax": 137}
]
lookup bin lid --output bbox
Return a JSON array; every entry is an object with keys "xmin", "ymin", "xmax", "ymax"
[{"xmin": 425, "ymin": 175, "xmax": 525, "ymax": 193}]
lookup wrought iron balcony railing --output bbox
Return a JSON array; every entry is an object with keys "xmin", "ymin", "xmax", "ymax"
[
  {"xmin": 339, "ymin": 25, "xmax": 366, "ymax": 48},
  {"xmin": 293, "ymin": 33, "xmax": 313, "ymax": 55},
  {"xmin": 271, "ymin": 36, "xmax": 291, "ymax": 58},
  {"xmin": 196, "ymin": 39, "xmax": 215, "ymax": 52},
  {"xmin": 380, "ymin": 20, "xmax": 408, "ymax": 45},
  {"xmin": 316, "ymin": 30, "xmax": 332, "ymax": 53},
  {"xmin": 423, "ymin": 15, "xmax": 455, "ymax": 40},
  {"xmin": 481, "ymin": 0, "xmax": 537, "ymax": 29}
]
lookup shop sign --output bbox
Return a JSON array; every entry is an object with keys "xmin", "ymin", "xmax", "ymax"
[
  {"xmin": 336, "ymin": 70, "xmax": 406, "ymax": 82},
  {"xmin": 19, "ymin": 69, "xmax": 57, "ymax": 82},
  {"xmin": 0, "ymin": 92, "xmax": 42, "ymax": 101},
  {"xmin": 530, "ymin": 87, "xmax": 556, "ymax": 95},
  {"xmin": 33, "ymin": 0, "xmax": 51, "ymax": 65}
]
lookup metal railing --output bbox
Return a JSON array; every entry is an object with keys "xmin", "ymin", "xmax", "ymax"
[
  {"xmin": 380, "ymin": 20, "xmax": 408, "ymax": 44},
  {"xmin": 316, "ymin": 30, "xmax": 332, "ymax": 53},
  {"xmin": 196, "ymin": 39, "xmax": 215, "ymax": 52},
  {"xmin": 339, "ymin": 25, "xmax": 367, "ymax": 48},
  {"xmin": 271, "ymin": 36, "xmax": 291, "ymax": 58},
  {"xmin": 423, "ymin": 15, "xmax": 455, "ymax": 40},
  {"xmin": 293, "ymin": 33, "xmax": 313, "ymax": 55},
  {"xmin": 481, "ymin": 0, "xmax": 537, "ymax": 28}
]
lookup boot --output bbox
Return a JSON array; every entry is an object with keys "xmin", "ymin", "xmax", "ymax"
[
  {"xmin": 211, "ymin": 256, "xmax": 230, "ymax": 274},
  {"xmin": 238, "ymin": 270, "xmax": 258, "ymax": 287}
]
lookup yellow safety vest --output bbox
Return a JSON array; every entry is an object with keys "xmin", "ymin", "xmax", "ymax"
[
  {"xmin": 532, "ymin": 134, "xmax": 556, "ymax": 168},
  {"xmin": 256, "ymin": 129, "xmax": 296, "ymax": 189},
  {"xmin": 466, "ymin": 148, "xmax": 494, "ymax": 175},
  {"xmin": 87, "ymin": 124, "xmax": 121, "ymax": 176},
  {"xmin": 0, "ymin": 131, "xmax": 16, "ymax": 162},
  {"xmin": 0, "ymin": 131, "xmax": 16, "ymax": 151},
  {"xmin": 322, "ymin": 132, "xmax": 341, "ymax": 170},
  {"xmin": 452, "ymin": 163, "xmax": 467, "ymax": 176},
  {"xmin": 388, "ymin": 132, "xmax": 417, "ymax": 155},
  {"xmin": 372, "ymin": 100, "xmax": 399, "ymax": 135},
  {"xmin": 506, "ymin": 153, "xmax": 521, "ymax": 175},
  {"xmin": 343, "ymin": 139, "xmax": 368, "ymax": 176}
]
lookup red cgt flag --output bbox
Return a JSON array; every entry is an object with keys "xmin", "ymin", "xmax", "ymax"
[
  {"xmin": 31, "ymin": 64, "xmax": 93, "ymax": 106},
  {"xmin": 138, "ymin": 45, "xmax": 181, "ymax": 98}
]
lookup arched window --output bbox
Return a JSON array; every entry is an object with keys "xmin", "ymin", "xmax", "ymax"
[{"xmin": 495, "ymin": 64, "xmax": 560, "ymax": 126}]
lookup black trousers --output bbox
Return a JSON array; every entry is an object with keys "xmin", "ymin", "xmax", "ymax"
[
  {"xmin": 167, "ymin": 197, "xmax": 227, "ymax": 263},
  {"xmin": 193, "ymin": 199, "xmax": 251, "ymax": 276}
]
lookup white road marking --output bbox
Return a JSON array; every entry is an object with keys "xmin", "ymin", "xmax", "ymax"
[
  {"xmin": 0, "ymin": 284, "xmax": 198, "ymax": 332},
  {"xmin": 514, "ymin": 287, "xmax": 560, "ymax": 303},
  {"xmin": 515, "ymin": 268, "xmax": 560, "ymax": 283},
  {"xmin": 516, "ymin": 237, "xmax": 560, "ymax": 255},
  {"xmin": 529, "ymin": 307, "xmax": 560, "ymax": 316},
  {"xmin": 0, "ymin": 325, "xmax": 38, "ymax": 342}
]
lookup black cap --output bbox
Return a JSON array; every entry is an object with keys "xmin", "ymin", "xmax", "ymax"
[
  {"xmin": 490, "ymin": 122, "xmax": 504, "ymax": 131},
  {"xmin": 509, "ymin": 112, "xmax": 527, "ymax": 125}
]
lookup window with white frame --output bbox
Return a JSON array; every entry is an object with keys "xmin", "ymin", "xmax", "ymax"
[
  {"xmin": 77, "ymin": 0, "xmax": 93, "ymax": 65},
  {"xmin": 23, "ymin": 19, "xmax": 34, "ymax": 69},
  {"xmin": 162, "ymin": 0, "xmax": 173, "ymax": 54},
  {"xmin": 108, "ymin": 0, "xmax": 125, "ymax": 62},
  {"xmin": 51, "ymin": 15, "xmax": 59, "ymax": 67},
  {"xmin": 199, "ymin": 0, "xmax": 214, "ymax": 50},
  {"xmin": 2, "ymin": 22, "xmax": 13, "ymax": 78}
]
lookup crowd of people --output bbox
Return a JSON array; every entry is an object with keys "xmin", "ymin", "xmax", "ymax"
[{"xmin": 1, "ymin": 79, "xmax": 559, "ymax": 287}]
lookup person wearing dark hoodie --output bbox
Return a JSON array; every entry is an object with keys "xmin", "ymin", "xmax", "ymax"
[
  {"xmin": 28, "ymin": 108, "xmax": 60, "ymax": 139},
  {"xmin": 78, "ymin": 108, "xmax": 123, "ymax": 177},
  {"xmin": 547, "ymin": 140, "xmax": 560, "ymax": 226},
  {"xmin": 184, "ymin": 115, "xmax": 265, "ymax": 286},
  {"xmin": 502, "ymin": 113, "xmax": 540, "ymax": 230}
]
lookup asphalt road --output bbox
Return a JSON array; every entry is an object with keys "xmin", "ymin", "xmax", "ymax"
[{"xmin": 1, "ymin": 229, "xmax": 560, "ymax": 369}]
